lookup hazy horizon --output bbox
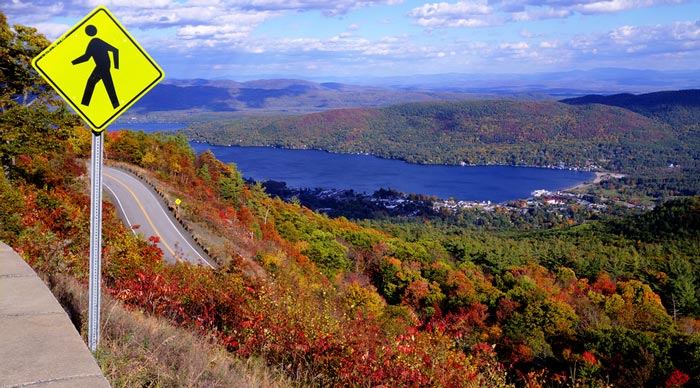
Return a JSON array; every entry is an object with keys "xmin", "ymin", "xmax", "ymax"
[{"xmin": 6, "ymin": 1, "xmax": 700, "ymax": 81}]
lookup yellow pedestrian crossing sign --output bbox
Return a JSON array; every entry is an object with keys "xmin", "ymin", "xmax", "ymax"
[{"xmin": 32, "ymin": 6, "xmax": 164, "ymax": 132}]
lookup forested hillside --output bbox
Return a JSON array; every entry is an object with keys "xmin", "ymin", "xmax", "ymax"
[
  {"xmin": 181, "ymin": 100, "xmax": 677, "ymax": 170},
  {"xmin": 561, "ymin": 89, "xmax": 700, "ymax": 127},
  {"xmin": 2, "ymin": 13, "xmax": 699, "ymax": 388},
  {"xmin": 560, "ymin": 90, "xmax": 700, "ymax": 203}
]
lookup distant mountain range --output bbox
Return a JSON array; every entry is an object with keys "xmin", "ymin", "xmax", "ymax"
[
  {"xmin": 129, "ymin": 78, "xmax": 523, "ymax": 115},
  {"xmin": 127, "ymin": 68, "xmax": 700, "ymax": 117},
  {"xmin": 335, "ymin": 68, "xmax": 700, "ymax": 95}
]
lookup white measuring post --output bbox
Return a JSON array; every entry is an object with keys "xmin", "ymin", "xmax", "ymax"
[{"xmin": 88, "ymin": 130, "xmax": 104, "ymax": 352}]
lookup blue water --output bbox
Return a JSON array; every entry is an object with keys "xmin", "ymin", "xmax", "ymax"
[
  {"xmin": 116, "ymin": 123, "xmax": 593, "ymax": 202},
  {"xmin": 191, "ymin": 143, "xmax": 593, "ymax": 203}
]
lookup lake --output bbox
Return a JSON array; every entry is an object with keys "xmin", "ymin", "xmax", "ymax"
[{"xmin": 116, "ymin": 123, "xmax": 594, "ymax": 203}]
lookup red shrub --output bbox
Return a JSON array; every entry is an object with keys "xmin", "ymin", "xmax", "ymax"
[{"xmin": 666, "ymin": 369, "xmax": 691, "ymax": 388}]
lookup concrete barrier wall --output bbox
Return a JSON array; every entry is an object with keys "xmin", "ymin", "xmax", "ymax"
[{"xmin": 0, "ymin": 242, "xmax": 110, "ymax": 388}]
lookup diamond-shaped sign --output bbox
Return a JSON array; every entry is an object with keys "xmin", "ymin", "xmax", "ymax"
[{"xmin": 32, "ymin": 6, "xmax": 164, "ymax": 132}]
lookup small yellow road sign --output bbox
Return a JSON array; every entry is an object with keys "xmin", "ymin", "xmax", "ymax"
[{"xmin": 32, "ymin": 6, "xmax": 164, "ymax": 132}]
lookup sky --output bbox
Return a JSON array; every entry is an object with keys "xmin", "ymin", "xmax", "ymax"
[{"xmin": 5, "ymin": 0, "xmax": 700, "ymax": 81}]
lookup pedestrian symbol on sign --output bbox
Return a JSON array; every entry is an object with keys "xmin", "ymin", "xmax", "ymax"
[
  {"xmin": 31, "ymin": 6, "xmax": 164, "ymax": 132},
  {"xmin": 72, "ymin": 25, "xmax": 120, "ymax": 109}
]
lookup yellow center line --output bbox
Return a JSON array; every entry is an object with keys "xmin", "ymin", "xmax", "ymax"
[{"xmin": 104, "ymin": 172, "xmax": 176, "ymax": 257}]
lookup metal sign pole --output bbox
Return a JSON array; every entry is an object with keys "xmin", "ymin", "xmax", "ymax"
[
  {"xmin": 31, "ymin": 6, "xmax": 164, "ymax": 353},
  {"xmin": 88, "ymin": 130, "xmax": 104, "ymax": 352}
]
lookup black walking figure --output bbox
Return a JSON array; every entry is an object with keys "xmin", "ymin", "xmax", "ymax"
[{"xmin": 72, "ymin": 24, "xmax": 120, "ymax": 108}]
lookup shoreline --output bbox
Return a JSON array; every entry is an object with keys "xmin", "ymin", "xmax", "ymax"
[{"xmin": 563, "ymin": 171, "xmax": 626, "ymax": 193}]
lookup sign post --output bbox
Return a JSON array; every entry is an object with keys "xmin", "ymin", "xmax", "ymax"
[
  {"xmin": 32, "ymin": 6, "xmax": 164, "ymax": 352},
  {"xmin": 88, "ymin": 132, "xmax": 104, "ymax": 351}
]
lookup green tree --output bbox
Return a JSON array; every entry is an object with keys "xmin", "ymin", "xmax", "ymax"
[
  {"xmin": 0, "ymin": 12, "xmax": 81, "ymax": 182},
  {"xmin": 218, "ymin": 165, "xmax": 244, "ymax": 203},
  {"xmin": 667, "ymin": 256, "xmax": 700, "ymax": 316},
  {"xmin": 0, "ymin": 12, "xmax": 56, "ymax": 110},
  {"xmin": 301, "ymin": 229, "xmax": 350, "ymax": 278}
]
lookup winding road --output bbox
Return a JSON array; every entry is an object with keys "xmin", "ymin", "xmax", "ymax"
[{"xmin": 103, "ymin": 166, "xmax": 213, "ymax": 268}]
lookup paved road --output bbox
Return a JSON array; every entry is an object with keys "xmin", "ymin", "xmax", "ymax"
[{"xmin": 103, "ymin": 166, "xmax": 212, "ymax": 267}]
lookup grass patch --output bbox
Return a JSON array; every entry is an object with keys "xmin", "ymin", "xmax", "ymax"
[{"xmin": 45, "ymin": 273, "xmax": 299, "ymax": 388}]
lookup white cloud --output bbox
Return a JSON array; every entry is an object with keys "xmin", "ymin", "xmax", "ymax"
[
  {"xmin": 608, "ymin": 24, "xmax": 641, "ymax": 46},
  {"xmin": 408, "ymin": 0, "xmax": 492, "ymax": 16},
  {"xmin": 2, "ymin": 0, "xmax": 70, "ymax": 24},
  {"xmin": 406, "ymin": 0, "xmax": 691, "ymax": 28},
  {"xmin": 572, "ymin": 0, "xmax": 687, "ymax": 14},
  {"xmin": 233, "ymin": 0, "xmax": 405, "ymax": 16},
  {"xmin": 32, "ymin": 23, "xmax": 75, "ymax": 40},
  {"xmin": 510, "ymin": 6, "xmax": 572, "ymax": 21},
  {"xmin": 499, "ymin": 41, "xmax": 530, "ymax": 50},
  {"xmin": 85, "ymin": 0, "xmax": 172, "ymax": 8},
  {"xmin": 407, "ymin": 1, "xmax": 498, "ymax": 27},
  {"xmin": 556, "ymin": 18, "xmax": 700, "ymax": 69}
]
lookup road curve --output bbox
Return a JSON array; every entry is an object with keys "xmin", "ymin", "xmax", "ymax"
[{"xmin": 103, "ymin": 166, "xmax": 213, "ymax": 268}]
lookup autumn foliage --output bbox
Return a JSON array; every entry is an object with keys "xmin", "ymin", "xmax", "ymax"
[
  {"xmin": 5, "ymin": 121, "xmax": 699, "ymax": 386},
  {"xmin": 2, "ymin": 13, "xmax": 699, "ymax": 386}
]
